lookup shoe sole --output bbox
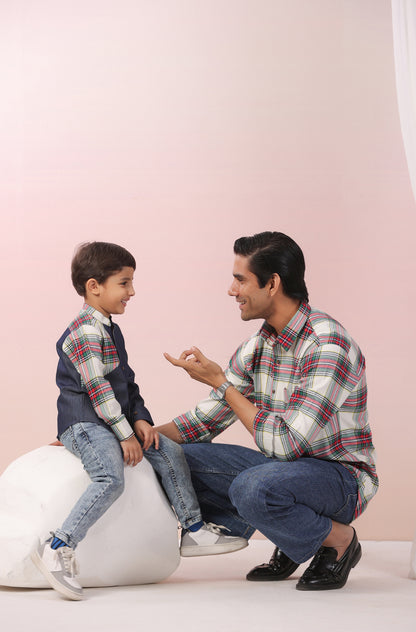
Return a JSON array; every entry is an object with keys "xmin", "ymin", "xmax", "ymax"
[
  {"xmin": 31, "ymin": 548, "xmax": 84, "ymax": 601},
  {"xmin": 181, "ymin": 539, "xmax": 248, "ymax": 557}
]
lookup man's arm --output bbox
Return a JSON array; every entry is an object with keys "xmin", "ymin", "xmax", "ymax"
[
  {"xmin": 163, "ymin": 346, "xmax": 258, "ymax": 435},
  {"xmin": 157, "ymin": 421, "xmax": 185, "ymax": 443},
  {"xmin": 164, "ymin": 342, "xmax": 363, "ymax": 461}
]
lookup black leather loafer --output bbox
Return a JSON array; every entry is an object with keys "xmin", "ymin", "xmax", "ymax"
[
  {"xmin": 296, "ymin": 528, "xmax": 362, "ymax": 591},
  {"xmin": 246, "ymin": 547, "xmax": 299, "ymax": 581}
]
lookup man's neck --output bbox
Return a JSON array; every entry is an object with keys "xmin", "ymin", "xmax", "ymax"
[{"xmin": 266, "ymin": 296, "xmax": 301, "ymax": 334}]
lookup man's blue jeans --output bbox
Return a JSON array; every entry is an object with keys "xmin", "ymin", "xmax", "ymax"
[
  {"xmin": 182, "ymin": 443, "xmax": 358, "ymax": 564},
  {"xmin": 55, "ymin": 422, "xmax": 202, "ymax": 548}
]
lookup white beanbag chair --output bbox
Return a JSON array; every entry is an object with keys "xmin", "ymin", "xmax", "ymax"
[{"xmin": 0, "ymin": 446, "xmax": 180, "ymax": 587}]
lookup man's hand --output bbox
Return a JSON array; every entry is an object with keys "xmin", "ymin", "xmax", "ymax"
[
  {"xmin": 120, "ymin": 435, "xmax": 143, "ymax": 466},
  {"xmin": 134, "ymin": 419, "xmax": 159, "ymax": 450},
  {"xmin": 164, "ymin": 347, "xmax": 226, "ymax": 389}
]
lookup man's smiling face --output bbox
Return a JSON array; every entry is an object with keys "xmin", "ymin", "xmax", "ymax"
[{"xmin": 228, "ymin": 255, "xmax": 274, "ymax": 322}]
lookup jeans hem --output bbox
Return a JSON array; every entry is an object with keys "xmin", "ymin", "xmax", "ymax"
[{"xmin": 182, "ymin": 516, "xmax": 204, "ymax": 530}]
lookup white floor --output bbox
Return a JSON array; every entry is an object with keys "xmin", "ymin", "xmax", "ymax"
[{"xmin": 1, "ymin": 540, "xmax": 415, "ymax": 632}]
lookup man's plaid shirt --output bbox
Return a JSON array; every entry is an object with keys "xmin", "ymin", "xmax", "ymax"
[{"xmin": 173, "ymin": 302, "xmax": 378, "ymax": 517}]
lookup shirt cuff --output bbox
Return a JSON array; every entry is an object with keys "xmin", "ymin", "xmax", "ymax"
[
  {"xmin": 112, "ymin": 417, "xmax": 135, "ymax": 441},
  {"xmin": 173, "ymin": 414, "xmax": 212, "ymax": 443}
]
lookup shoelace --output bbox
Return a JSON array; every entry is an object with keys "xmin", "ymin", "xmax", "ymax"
[
  {"xmin": 205, "ymin": 522, "xmax": 231, "ymax": 535},
  {"xmin": 58, "ymin": 547, "xmax": 79, "ymax": 577}
]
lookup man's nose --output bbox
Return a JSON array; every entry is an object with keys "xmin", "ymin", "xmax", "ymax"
[{"xmin": 228, "ymin": 281, "xmax": 238, "ymax": 296}]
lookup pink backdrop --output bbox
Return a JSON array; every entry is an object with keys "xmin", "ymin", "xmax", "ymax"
[{"xmin": 1, "ymin": 0, "xmax": 415, "ymax": 540}]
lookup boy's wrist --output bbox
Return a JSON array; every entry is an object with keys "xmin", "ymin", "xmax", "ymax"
[{"xmin": 112, "ymin": 417, "xmax": 135, "ymax": 442}]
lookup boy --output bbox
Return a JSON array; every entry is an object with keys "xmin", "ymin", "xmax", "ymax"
[{"xmin": 31, "ymin": 242, "xmax": 247, "ymax": 600}]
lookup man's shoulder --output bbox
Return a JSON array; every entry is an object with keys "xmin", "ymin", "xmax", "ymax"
[
  {"xmin": 309, "ymin": 307, "xmax": 349, "ymax": 339},
  {"xmin": 306, "ymin": 306, "xmax": 363, "ymax": 358}
]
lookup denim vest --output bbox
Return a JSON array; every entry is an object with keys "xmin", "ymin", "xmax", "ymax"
[{"xmin": 56, "ymin": 319, "xmax": 153, "ymax": 438}]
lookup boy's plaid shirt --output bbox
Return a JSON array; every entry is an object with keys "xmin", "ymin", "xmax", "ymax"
[
  {"xmin": 58, "ymin": 304, "xmax": 152, "ymax": 441},
  {"xmin": 173, "ymin": 302, "xmax": 378, "ymax": 517}
]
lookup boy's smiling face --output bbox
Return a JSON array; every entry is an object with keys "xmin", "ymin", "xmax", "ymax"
[{"xmin": 86, "ymin": 266, "xmax": 135, "ymax": 317}]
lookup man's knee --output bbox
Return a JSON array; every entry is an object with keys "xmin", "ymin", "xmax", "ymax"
[
  {"xmin": 182, "ymin": 443, "xmax": 212, "ymax": 470},
  {"xmin": 229, "ymin": 469, "xmax": 264, "ymax": 519},
  {"xmin": 229, "ymin": 464, "xmax": 297, "ymax": 520}
]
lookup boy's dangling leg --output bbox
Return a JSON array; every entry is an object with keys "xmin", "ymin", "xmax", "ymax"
[{"xmin": 144, "ymin": 435, "xmax": 248, "ymax": 557}]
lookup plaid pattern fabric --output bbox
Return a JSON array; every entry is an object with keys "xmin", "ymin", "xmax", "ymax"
[
  {"xmin": 173, "ymin": 302, "xmax": 378, "ymax": 517},
  {"xmin": 61, "ymin": 304, "xmax": 134, "ymax": 440}
]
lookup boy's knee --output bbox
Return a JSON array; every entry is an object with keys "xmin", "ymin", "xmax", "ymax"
[
  {"xmin": 158, "ymin": 435, "xmax": 186, "ymax": 464},
  {"xmin": 107, "ymin": 472, "xmax": 125, "ymax": 499}
]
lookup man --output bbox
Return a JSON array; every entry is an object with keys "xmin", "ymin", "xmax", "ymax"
[{"xmin": 158, "ymin": 231, "xmax": 378, "ymax": 591}]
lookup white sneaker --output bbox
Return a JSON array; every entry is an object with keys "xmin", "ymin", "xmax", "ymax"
[
  {"xmin": 180, "ymin": 522, "xmax": 248, "ymax": 557},
  {"xmin": 31, "ymin": 536, "xmax": 84, "ymax": 601}
]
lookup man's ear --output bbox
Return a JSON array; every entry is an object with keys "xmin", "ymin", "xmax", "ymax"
[
  {"xmin": 86, "ymin": 278, "xmax": 100, "ymax": 296},
  {"xmin": 268, "ymin": 273, "xmax": 281, "ymax": 296}
]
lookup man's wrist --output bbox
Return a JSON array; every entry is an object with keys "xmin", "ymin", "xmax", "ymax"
[{"xmin": 214, "ymin": 380, "xmax": 233, "ymax": 399}]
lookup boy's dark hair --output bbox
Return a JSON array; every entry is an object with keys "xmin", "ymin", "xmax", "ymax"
[
  {"xmin": 71, "ymin": 242, "xmax": 136, "ymax": 296},
  {"xmin": 233, "ymin": 231, "xmax": 309, "ymax": 302}
]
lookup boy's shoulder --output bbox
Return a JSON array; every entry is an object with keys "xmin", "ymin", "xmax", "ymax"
[
  {"xmin": 68, "ymin": 309, "xmax": 97, "ymax": 333},
  {"xmin": 57, "ymin": 307, "xmax": 109, "ymax": 357},
  {"xmin": 59, "ymin": 306, "xmax": 106, "ymax": 344}
]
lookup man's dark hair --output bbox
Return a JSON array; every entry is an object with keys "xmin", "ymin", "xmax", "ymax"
[
  {"xmin": 233, "ymin": 232, "xmax": 309, "ymax": 302},
  {"xmin": 71, "ymin": 241, "xmax": 136, "ymax": 296}
]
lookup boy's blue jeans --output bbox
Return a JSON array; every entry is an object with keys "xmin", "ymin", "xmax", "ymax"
[
  {"xmin": 54, "ymin": 422, "xmax": 202, "ymax": 549},
  {"xmin": 182, "ymin": 443, "xmax": 358, "ymax": 564}
]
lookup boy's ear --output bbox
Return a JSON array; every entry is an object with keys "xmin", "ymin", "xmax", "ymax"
[{"xmin": 85, "ymin": 278, "xmax": 100, "ymax": 296}]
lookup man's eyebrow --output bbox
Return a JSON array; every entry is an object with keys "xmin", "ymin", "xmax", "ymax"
[{"xmin": 233, "ymin": 273, "xmax": 245, "ymax": 280}]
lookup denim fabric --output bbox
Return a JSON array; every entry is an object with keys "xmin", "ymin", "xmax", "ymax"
[
  {"xmin": 143, "ymin": 435, "xmax": 202, "ymax": 529},
  {"xmin": 55, "ymin": 423, "xmax": 201, "ymax": 548},
  {"xmin": 182, "ymin": 443, "xmax": 358, "ymax": 564}
]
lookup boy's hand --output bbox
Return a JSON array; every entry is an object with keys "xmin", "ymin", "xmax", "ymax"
[
  {"xmin": 134, "ymin": 419, "xmax": 159, "ymax": 451},
  {"xmin": 121, "ymin": 435, "xmax": 143, "ymax": 466}
]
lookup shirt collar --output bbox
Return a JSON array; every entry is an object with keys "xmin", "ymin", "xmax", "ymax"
[
  {"xmin": 81, "ymin": 303, "xmax": 112, "ymax": 327},
  {"xmin": 259, "ymin": 301, "xmax": 311, "ymax": 350}
]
